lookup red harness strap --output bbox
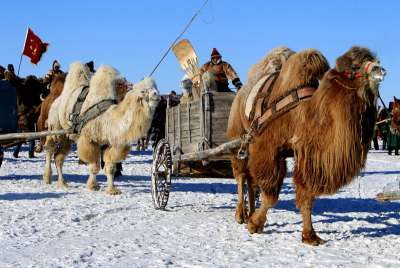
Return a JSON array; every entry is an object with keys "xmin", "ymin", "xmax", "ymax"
[{"xmin": 341, "ymin": 70, "xmax": 365, "ymax": 79}]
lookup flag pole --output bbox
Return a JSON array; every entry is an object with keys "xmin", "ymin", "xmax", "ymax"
[
  {"xmin": 17, "ymin": 54, "xmax": 23, "ymax": 76},
  {"xmin": 17, "ymin": 27, "xmax": 29, "ymax": 76}
]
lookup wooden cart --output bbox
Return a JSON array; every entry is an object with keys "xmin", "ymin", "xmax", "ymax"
[{"xmin": 150, "ymin": 88, "xmax": 242, "ymax": 209}]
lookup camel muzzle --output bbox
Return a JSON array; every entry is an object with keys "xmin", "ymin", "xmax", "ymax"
[{"xmin": 364, "ymin": 61, "xmax": 386, "ymax": 82}]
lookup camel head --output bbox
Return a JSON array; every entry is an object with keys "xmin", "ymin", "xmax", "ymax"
[
  {"xmin": 390, "ymin": 96, "xmax": 400, "ymax": 134},
  {"xmin": 279, "ymin": 49, "xmax": 329, "ymax": 90},
  {"xmin": 130, "ymin": 77, "xmax": 160, "ymax": 112},
  {"xmin": 335, "ymin": 46, "xmax": 386, "ymax": 104}
]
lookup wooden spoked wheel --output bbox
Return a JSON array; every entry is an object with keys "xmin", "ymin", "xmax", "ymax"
[
  {"xmin": 0, "ymin": 145, "xmax": 3, "ymax": 167},
  {"xmin": 151, "ymin": 139, "xmax": 172, "ymax": 209}
]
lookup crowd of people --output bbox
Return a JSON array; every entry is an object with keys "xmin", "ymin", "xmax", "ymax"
[
  {"xmin": 372, "ymin": 103, "xmax": 400, "ymax": 155},
  {"xmin": 0, "ymin": 60, "xmax": 94, "ymax": 158},
  {"xmin": 0, "ymin": 61, "xmax": 64, "ymax": 158}
]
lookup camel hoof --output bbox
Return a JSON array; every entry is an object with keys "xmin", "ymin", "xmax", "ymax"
[
  {"xmin": 43, "ymin": 174, "xmax": 52, "ymax": 185},
  {"xmin": 247, "ymin": 214, "xmax": 265, "ymax": 234},
  {"xmin": 87, "ymin": 183, "xmax": 100, "ymax": 191},
  {"xmin": 106, "ymin": 187, "xmax": 121, "ymax": 195},
  {"xmin": 235, "ymin": 207, "xmax": 248, "ymax": 224},
  {"xmin": 57, "ymin": 181, "xmax": 68, "ymax": 189},
  {"xmin": 35, "ymin": 144, "xmax": 43, "ymax": 153},
  {"xmin": 235, "ymin": 212, "xmax": 244, "ymax": 224},
  {"xmin": 302, "ymin": 231, "xmax": 326, "ymax": 246}
]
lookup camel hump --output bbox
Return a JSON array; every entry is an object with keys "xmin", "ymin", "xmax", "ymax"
[
  {"xmin": 244, "ymin": 72, "xmax": 278, "ymax": 119},
  {"xmin": 80, "ymin": 65, "xmax": 120, "ymax": 115}
]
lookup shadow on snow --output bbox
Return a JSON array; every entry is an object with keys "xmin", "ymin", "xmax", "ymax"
[{"xmin": 0, "ymin": 192, "xmax": 72, "ymax": 201}]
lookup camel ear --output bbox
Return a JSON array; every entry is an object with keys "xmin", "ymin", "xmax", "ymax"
[{"xmin": 394, "ymin": 96, "xmax": 398, "ymax": 101}]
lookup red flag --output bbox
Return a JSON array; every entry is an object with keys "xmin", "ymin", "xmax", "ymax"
[{"xmin": 22, "ymin": 28, "xmax": 49, "ymax": 64}]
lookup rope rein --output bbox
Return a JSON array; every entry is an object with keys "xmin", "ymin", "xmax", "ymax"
[{"xmin": 149, "ymin": 0, "xmax": 210, "ymax": 76}]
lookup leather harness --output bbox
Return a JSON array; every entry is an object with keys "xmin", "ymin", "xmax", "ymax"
[
  {"xmin": 247, "ymin": 73, "xmax": 317, "ymax": 134},
  {"xmin": 69, "ymin": 86, "xmax": 117, "ymax": 134},
  {"xmin": 237, "ymin": 73, "xmax": 318, "ymax": 159}
]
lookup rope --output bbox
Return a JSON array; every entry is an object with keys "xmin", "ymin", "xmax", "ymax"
[{"xmin": 149, "ymin": 0, "xmax": 210, "ymax": 76}]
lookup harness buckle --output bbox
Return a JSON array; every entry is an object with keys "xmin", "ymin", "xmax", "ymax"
[{"xmin": 69, "ymin": 113, "xmax": 77, "ymax": 122}]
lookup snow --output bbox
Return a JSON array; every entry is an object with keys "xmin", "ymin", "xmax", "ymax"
[{"xmin": 0, "ymin": 146, "xmax": 400, "ymax": 267}]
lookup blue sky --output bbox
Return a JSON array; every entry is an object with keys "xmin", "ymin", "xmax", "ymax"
[{"xmin": 2, "ymin": 0, "xmax": 399, "ymax": 104}]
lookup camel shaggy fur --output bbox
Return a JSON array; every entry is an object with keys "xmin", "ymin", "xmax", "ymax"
[
  {"xmin": 228, "ymin": 46, "xmax": 385, "ymax": 245},
  {"xmin": 44, "ymin": 63, "xmax": 159, "ymax": 194}
]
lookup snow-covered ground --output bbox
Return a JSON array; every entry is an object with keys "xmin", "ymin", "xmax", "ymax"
[{"xmin": 0, "ymin": 145, "xmax": 399, "ymax": 268}]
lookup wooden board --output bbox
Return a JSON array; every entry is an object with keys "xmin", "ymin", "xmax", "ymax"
[{"xmin": 172, "ymin": 39, "xmax": 199, "ymax": 78}]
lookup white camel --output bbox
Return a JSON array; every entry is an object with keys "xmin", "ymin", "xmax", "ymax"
[{"xmin": 44, "ymin": 62, "xmax": 159, "ymax": 195}]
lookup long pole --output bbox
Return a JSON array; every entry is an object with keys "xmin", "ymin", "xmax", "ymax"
[
  {"xmin": 17, "ymin": 27, "xmax": 29, "ymax": 76},
  {"xmin": 378, "ymin": 95, "xmax": 389, "ymax": 112},
  {"xmin": 17, "ymin": 54, "xmax": 23, "ymax": 76},
  {"xmin": 149, "ymin": 0, "xmax": 209, "ymax": 76}
]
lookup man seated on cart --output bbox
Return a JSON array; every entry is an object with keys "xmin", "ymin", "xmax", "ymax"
[{"xmin": 199, "ymin": 48, "xmax": 243, "ymax": 92}]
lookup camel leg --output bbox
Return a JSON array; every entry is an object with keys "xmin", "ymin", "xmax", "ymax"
[
  {"xmin": 43, "ymin": 137, "xmax": 55, "ymax": 184},
  {"xmin": 231, "ymin": 156, "xmax": 253, "ymax": 224},
  {"xmin": 247, "ymin": 178, "xmax": 256, "ymax": 217},
  {"xmin": 247, "ymin": 156, "xmax": 286, "ymax": 234},
  {"xmin": 77, "ymin": 137, "xmax": 101, "ymax": 191},
  {"xmin": 87, "ymin": 163, "xmax": 100, "ymax": 191},
  {"xmin": 235, "ymin": 173, "xmax": 247, "ymax": 224},
  {"xmin": 103, "ymin": 146, "xmax": 130, "ymax": 195},
  {"xmin": 247, "ymin": 192, "xmax": 278, "ymax": 234},
  {"xmin": 104, "ymin": 162, "xmax": 120, "ymax": 195},
  {"xmin": 54, "ymin": 140, "xmax": 71, "ymax": 189},
  {"xmin": 295, "ymin": 183, "xmax": 325, "ymax": 246}
]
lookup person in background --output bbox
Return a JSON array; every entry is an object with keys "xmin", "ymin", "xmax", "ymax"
[
  {"xmin": 43, "ymin": 60, "xmax": 63, "ymax": 87},
  {"xmin": 85, "ymin": 61, "xmax": 95, "ymax": 73},
  {"xmin": 199, "ymin": 48, "xmax": 243, "ymax": 92},
  {"xmin": 4, "ymin": 64, "xmax": 18, "ymax": 82},
  {"xmin": 0, "ymin": 65, "xmax": 5, "ymax": 80}
]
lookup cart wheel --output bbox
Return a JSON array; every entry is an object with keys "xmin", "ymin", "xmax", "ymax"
[
  {"xmin": 151, "ymin": 139, "xmax": 172, "ymax": 209},
  {"xmin": 0, "ymin": 145, "xmax": 3, "ymax": 167}
]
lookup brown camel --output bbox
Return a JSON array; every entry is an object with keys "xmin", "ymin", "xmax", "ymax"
[
  {"xmin": 228, "ymin": 46, "xmax": 385, "ymax": 245},
  {"xmin": 36, "ymin": 73, "xmax": 66, "ymax": 152}
]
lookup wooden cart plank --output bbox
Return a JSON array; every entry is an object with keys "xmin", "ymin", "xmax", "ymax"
[{"xmin": 173, "ymin": 138, "xmax": 241, "ymax": 163}]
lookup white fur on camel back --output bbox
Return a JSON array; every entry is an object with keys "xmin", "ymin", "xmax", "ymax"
[
  {"xmin": 80, "ymin": 65, "xmax": 119, "ymax": 115},
  {"xmin": 57, "ymin": 62, "xmax": 92, "ymax": 130}
]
